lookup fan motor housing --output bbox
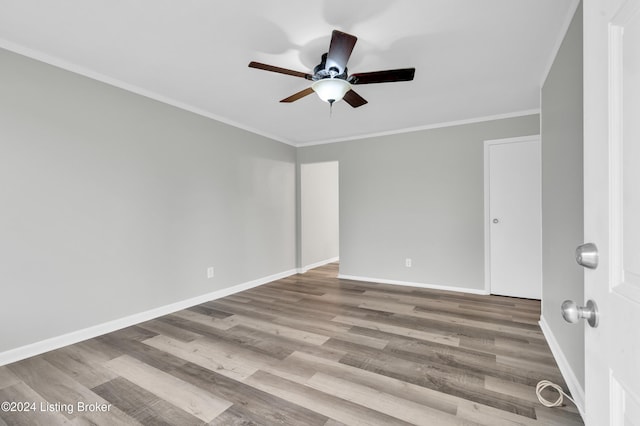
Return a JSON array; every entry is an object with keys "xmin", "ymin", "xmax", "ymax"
[{"xmin": 313, "ymin": 53, "xmax": 348, "ymax": 81}]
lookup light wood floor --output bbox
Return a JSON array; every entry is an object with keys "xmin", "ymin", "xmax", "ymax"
[{"xmin": 0, "ymin": 263, "xmax": 583, "ymax": 425}]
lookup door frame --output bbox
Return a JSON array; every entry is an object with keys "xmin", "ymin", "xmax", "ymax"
[{"xmin": 483, "ymin": 135, "xmax": 541, "ymax": 295}]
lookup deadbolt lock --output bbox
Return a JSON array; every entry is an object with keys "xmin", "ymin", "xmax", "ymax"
[{"xmin": 575, "ymin": 243, "xmax": 598, "ymax": 269}]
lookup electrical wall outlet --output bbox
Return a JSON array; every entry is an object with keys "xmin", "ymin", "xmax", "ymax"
[
  {"xmin": 207, "ymin": 267, "xmax": 215, "ymax": 279},
  {"xmin": 405, "ymin": 258, "xmax": 412, "ymax": 267}
]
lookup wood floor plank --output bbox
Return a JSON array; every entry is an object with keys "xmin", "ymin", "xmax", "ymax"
[
  {"xmin": 244, "ymin": 370, "xmax": 414, "ymax": 426},
  {"xmin": 208, "ymin": 297, "xmax": 354, "ymax": 340},
  {"xmin": 142, "ymin": 335, "xmax": 261, "ymax": 381},
  {"xmin": 329, "ymin": 329, "xmax": 390, "ymax": 350},
  {"xmin": 380, "ymin": 335, "xmax": 550, "ymax": 387},
  {"xmin": 187, "ymin": 334, "xmax": 282, "ymax": 368},
  {"xmin": 308, "ymin": 371, "xmax": 474, "ymax": 426},
  {"xmin": 411, "ymin": 307, "xmax": 544, "ymax": 339},
  {"xmin": 186, "ymin": 304, "xmax": 234, "ymax": 319},
  {"xmin": 106, "ymin": 325, "xmax": 157, "ymax": 343},
  {"xmin": 104, "ymin": 355, "xmax": 231, "ymax": 423},
  {"xmin": 7, "ymin": 357, "xmax": 137, "ymax": 425},
  {"xmin": 334, "ymin": 343, "xmax": 538, "ymax": 418},
  {"xmin": 323, "ymin": 419, "xmax": 348, "ymax": 426},
  {"xmin": 287, "ymin": 297, "xmax": 398, "ymax": 321},
  {"xmin": 169, "ymin": 309, "xmax": 235, "ymax": 331},
  {"xmin": 73, "ymin": 338, "xmax": 123, "ymax": 361},
  {"xmin": 157, "ymin": 316, "xmax": 295, "ymax": 360},
  {"xmin": 163, "ymin": 357, "xmax": 330, "ymax": 425},
  {"xmin": 137, "ymin": 317, "xmax": 203, "ymax": 342},
  {"xmin": 228, "ymin": 293, "xmax": 345, "ymax": 324},
  {"xmin": 205, "ymin": 299, "xmax": 282, "ymax": 322},
  {"xmin": 484, "ymin": 375, "xmax": 578, "ymax": 415},
  {"xmin": 0, "ymin": 367, "xmax": 20, "ymax": 390},
  {"xmin": 494, "ymin": 336, "xmax": 556, "ymax": 358},
  {"xmin": 97, "ymin": 331, "xmax": 190, "ymax": 374},
  {"xmin": 328, "ymin": 337, "xmax": 488, "ymax": 389},
  {"xmin": 42, "ymin": 345, "xmax": 118, "ymax": 389},
  {"xmin": 352, "ymin": 325, "xmax": 496, "ymax": 366},
  {"xmin": 0, "ymin": 263, "xmax": 583, "ymax": 425},
  {"xmin": 290, "ymin": 349, "xmax": 567, "ymax": 426},
  {"xmin": 228, "ymin": 296, "xmax": 392, "ymax": 349},
  {"xmin": 0, "ymin": 383, "xmax": 74, "ymax": 426},
  {"xmin": 240, "ymin": 288, "xmax": 306, "ymax": 304},
  {"xmin": 331, "ymin": 314, "xmax": 461, "ymax": 346},
  {"xmin": 496, "ymin": 355, "xmax": 565, "ymax": 383},
  {"xmin": 288, "ymin": 351, "xmax": 459, "ymax": 411},
  {"xmin": 92, "ymin": 377, "xmax": 202, "ymax": 426},
  {"xmin": 219, "ymin": 314, "xmax": 331, "ymax": 345},
  {"xmin": 533, "ymin": 406, "xmax": 585, "ymax": 426},
  {"xmin": 456, "ymin": 400, "xmax": 540, "ymax": 426},
  {"xmin": 370, "ymin": 310, "xmax": 546, "ymax": 346},
  {"xmin": 459, "ymin": 335, "xmax": 555, "ymax": 367}
]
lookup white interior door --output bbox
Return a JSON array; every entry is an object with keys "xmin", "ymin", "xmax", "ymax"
[
  {"xmin": 485, "ymin": 136, "xmax": 542, "ymax": 299},
  {"xmin": 584, "ymin": 0, "xmax": 640, "ymax": 424}
]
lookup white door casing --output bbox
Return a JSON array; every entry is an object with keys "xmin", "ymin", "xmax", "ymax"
[
  {"xmin": 484, "ymin": 136, "xmax": 542, "ymax": 299},
  {"xmin": 584, "ymin": 0, "xmax": 640, "ymax": 424}
]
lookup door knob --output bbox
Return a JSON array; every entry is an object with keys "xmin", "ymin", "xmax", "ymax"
[
  {"xmin": 492, "ymin": 218, "xmax": 499, "ymax": 224},
  {"xmin": 561, "ymin": 299, "xmax": 599, "ymax": 328}
]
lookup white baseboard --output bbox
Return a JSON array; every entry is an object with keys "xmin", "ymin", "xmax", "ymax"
[
  {"xmin": 0, "ymin": 268, "xmax": 298, "ymax": 367},
  {"xmin": 538, "ymin": 316, "xmax": 586, "ymax": 418},
  {"xmin": 337, "ymin": 274, "xmax": 489, "ymax": 295},
  {"xmin": 297, "ymin": 256, "xmax": 340, "ymax": 274}
]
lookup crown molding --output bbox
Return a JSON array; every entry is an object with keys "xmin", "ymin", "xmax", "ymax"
[{"xmin": 294, "ymin": 109, "xmax": 541, "ymax": 147}]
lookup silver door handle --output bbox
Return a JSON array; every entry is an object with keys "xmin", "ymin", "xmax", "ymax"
[
  {"xmin": 575, "ymin": 243, "xmax": 598, "ymax": 269},
  {"xmin": 561, "ymin": 299, "xmax": 599, "ymax": 328}
]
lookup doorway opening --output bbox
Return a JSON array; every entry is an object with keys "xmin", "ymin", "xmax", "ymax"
[{"xmin": 300, "ymin": 161, "xmax": 339, "ymax": 273}]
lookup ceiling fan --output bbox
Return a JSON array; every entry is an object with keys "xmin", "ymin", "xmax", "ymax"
[{"xmin": 248, "ymin": 30, "xmax": 415, "ymax": 108}]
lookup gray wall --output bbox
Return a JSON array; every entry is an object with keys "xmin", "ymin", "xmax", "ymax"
[
  {"xmin": 298, "ymin": 115, "xmax": 540, "ymax": 290},
  {"xmin": 0, "ymin": 48, "xmax": 296, "ymax": 353},
  {"xmin": 300, "ymin": 162, "xmax": 339, "ymax": 269},
  {"xmin": 541, "ymin": 4, "xmax": 584, "ymax": 387}
]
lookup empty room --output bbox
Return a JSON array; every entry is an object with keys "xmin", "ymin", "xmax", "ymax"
[{"xmin": 1, "ymin": 0, "xmax": 639, "ymax": 425}]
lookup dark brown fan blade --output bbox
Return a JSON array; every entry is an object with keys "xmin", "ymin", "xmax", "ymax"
[
  {"xmin": 350, "ymin": 68, "xmax": 415, "ymax": 84},
  {"xmin": 343, "ymin": 89, "xmax": 368, "ymax": 108},
  {"xmin": 326, "ymin": 30, "xmax": 357, "ymax": 74},
  {"xmin": 280, "ymin": 87, "xmax": 315, "ymax": 103},
  {"xmin": 249, "ymin": 61, "xmax": 313, "ymax": 80}
]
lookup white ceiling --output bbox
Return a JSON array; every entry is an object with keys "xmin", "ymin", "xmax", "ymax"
[{"xmin": 0, "ymin": 0, "xmax": 577, "ymax": 146}]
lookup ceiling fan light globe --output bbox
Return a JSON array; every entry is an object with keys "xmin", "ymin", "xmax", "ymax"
[{"xmin": 312, "ymin": 78, "xmax": 351, "ymax": 103}]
